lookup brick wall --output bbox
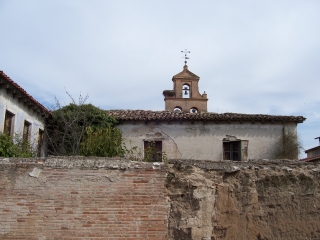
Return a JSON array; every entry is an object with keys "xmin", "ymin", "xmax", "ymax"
[
  {"xmin": 0, "ymin": 157, "xmax": 169, "ymax": 240},
  {"xmin": 3, "ymin": 157, "xmax": 320, "ymax": 240}
]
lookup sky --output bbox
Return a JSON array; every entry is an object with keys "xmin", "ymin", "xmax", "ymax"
[{"xmin": 1, "ymin": 0, "xmax": 320, "ymax": 156}]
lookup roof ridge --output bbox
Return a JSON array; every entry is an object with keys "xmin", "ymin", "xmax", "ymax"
[
  {"xmin": 0, "ymin": 70, "xmax": 51, "ymax": 116},
  {"xmin": 106, "ymin": 109, "xmax": 306, "ymax": 123}
]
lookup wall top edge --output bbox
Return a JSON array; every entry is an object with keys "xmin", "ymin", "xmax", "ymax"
[{"xmin": 1, "ymin": 157, "xmax": 319, "ymax": 171}]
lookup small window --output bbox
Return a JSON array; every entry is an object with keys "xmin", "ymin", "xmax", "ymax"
[
  {"xmin": 182, "ymin": 84, "xmax": 190, "ymax": 98},
  {"xmin": 23, "ymin": 121, "xmax": 31, "ymax": 141},
  {"xmin": 223, "ymin": 141, "xmax": 241, "ymax": 161},
  {"xmin": 37, "ymin": 129, "xmax": 44, "ymax": 157},
  {"xmin": 174, "ymin": 107, "xmax": 182, "ymax": 112},
  {"xmin": 144, "ymin": 141, "xmax": 162, "ymax": 162},
  {"xmin": 4, "ymin": 111, "xmax": 14, "ymax": 136}
]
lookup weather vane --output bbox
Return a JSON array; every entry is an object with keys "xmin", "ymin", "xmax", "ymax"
[{"xmin": 181, "ymin": 49, "xmax": 190, "ymax": 65}]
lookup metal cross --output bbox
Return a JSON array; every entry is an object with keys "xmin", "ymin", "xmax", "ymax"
[{"xmin": 181, "ymin": 49, "xmax": 190, "ymax": 65}]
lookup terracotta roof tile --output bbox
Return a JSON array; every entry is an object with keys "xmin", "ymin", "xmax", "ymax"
[
  {"xmin": 0, "ymin": 70, "xmax": 51, "ymax": 116},
  {"xmin": 300, "ymin": 155, "xmax": 320, "ymax": 162},
  {"xmin": 106, "ymin": 110, "xmax": 306, "ymax": 123}
]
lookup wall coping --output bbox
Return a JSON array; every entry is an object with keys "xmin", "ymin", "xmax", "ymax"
[
  {"xmin": 1, "ymin": 157, "xmax": 320, "ymax": 172},
  {"xmin": 0, "ymin": 156, "xmax": 165, "ymax": 170}
]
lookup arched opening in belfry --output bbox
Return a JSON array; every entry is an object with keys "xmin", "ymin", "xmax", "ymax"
[
  {"xmin": 182, "ymin": 84, "xmax": 190, "ymax": 98},
  {"xmin": 190, "ymin": 107, "xmax": 198, "ymax": 113},
  {"xmin": 174, "ymin": 106, "xmax": 182, "ymax": 112}
]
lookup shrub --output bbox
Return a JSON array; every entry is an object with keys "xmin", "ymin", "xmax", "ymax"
[
  {"xmin": 0, "ymin": 134, "xmax": 35, "ymax": 157},
  {"xmin": 80, "ymin": 126, "xmax": 125, "ymax": 157}
]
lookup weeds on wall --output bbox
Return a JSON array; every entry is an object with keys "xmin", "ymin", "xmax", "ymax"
[
  {"xmin": 124, "ymin": 140, "xmax": 167, "ymax": 162},
  {"xmin": 0, "ymin": 133, "xmax": 35, "ymax": 157},
  {"xmin": 271, "ymin": 127, "xmax": 303, "ymax": 160},
  {"xmin": 124, "ymin": 144, "xmax": 143, "ymax": 161}
]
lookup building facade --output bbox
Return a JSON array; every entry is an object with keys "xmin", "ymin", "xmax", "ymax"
[
  {"xmin": 107, "ymin": 65, "xmax": 305, "ymax": 161},
  {"xmin": 301, "ymin": 137, "xmax": 320, "ymax": 162},
  {"xmin": 107, "ymin": 110, "xmax": 304, "ymax": 161},
  {"xmin": 0, "ymin": 71, "xmax": 51, "ymax": 156}
]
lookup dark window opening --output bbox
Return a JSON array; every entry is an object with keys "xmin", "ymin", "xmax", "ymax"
[
  {"xmin": 37, "ymin": 129, "xmax": 44, "ymax": 157},
  {"xmin": 23, "ymin": 121, "xmax": 31, "ymax": 141},
  {"xmin": 4, "ymin": 111, "xmax": 14, "ymax": 136},
  {"xmin": 223, "ymin": 141, "xmax": 241, "ymax": 161},
  {"xmin": 144, "ymin": 141, "xmax": 162, "ymax": 162}
]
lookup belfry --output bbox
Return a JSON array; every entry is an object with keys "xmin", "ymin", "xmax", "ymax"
[{"xmin": 162, "ymin": 50, "xmax": 208, "ymax": 113}]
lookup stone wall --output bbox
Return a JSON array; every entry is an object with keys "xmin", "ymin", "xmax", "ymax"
[
  {"xmin": 167, "ymin": 159, "xmax": 320, "ymax": 240},
  {"xmin": 1, "ymin": 157, "xmax": 320, "ymax": 240}
]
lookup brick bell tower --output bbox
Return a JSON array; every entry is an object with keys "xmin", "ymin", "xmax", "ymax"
[{"xmin": 163, "ymin": 50, "xmax": 208, "ymax": 113}]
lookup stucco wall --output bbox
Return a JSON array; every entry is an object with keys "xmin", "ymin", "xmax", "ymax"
[
  {"xmin": 0, "ymin": 88, "xmax": 45, "ymax": 148},
  {"xmin": 118, "ymin": 120, "xmax": 297, "ymax": 161}
]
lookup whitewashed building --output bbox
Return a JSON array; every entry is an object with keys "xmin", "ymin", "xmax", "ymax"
[
  {"xmin": 0, "ymin": 71, "xmax": 51, "ymax": 156},
  {"xmin": 107, "ymin": 65, "xmax": 305, "ymax": 161}
]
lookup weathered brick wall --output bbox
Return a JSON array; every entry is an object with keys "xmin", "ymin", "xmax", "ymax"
[
  {"xmin": 2, "ymin": 157, "xmax": 320, "ymax": 240},
  {"xmin": 0, "ymin": 157, "xmax": 169, "ymax": 240}
]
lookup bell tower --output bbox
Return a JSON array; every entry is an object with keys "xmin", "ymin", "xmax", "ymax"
[{"xmin": 163, "ymin": 50, "xmax": 208, "ymax": 113}]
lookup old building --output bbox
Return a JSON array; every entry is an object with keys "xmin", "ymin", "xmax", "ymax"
[
  {"xmin": 107, "ymin": 64, "xmax": 305, "ymax": 161},
  {"xmin": 0, "ymin": 71, "xmax": 51, "ymax": 156},
  {"xmin": 301, "ymin": 137, "xmax": 320, "ymax": 162}
]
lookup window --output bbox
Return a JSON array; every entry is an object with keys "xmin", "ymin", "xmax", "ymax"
[
  {"xmin": 37, "ymin": 129, "xmax": 44, "ymax": 157},
  {"xmin": 223, "ymin": 141, "xmax": 241, "ymax": 161},
  {"xmin": 182, "ymin": 84, "xmax": 190, "ymax": 98},
  {"xmin": 4, "ymin": 111, "xmax": 14, "ymax": 136},
  {"xmin": 23, "ymin": 121, "xmax": 31, "ymax": 141},
  {"xmin": 144, "ymin": 141, "xmax": 162, "ymax": 162},
  {"xmin": 174, "ymin": 106, "xmax": 182, "ymax": 112}
]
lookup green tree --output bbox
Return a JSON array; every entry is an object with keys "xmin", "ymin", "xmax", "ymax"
[{"xmin": 46, "ymin": 94, "xmax": 123, "ymax": 156}]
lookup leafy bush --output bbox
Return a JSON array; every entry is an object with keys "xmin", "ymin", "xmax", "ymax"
[
  {"xmin": 0, "ymin": 134, "xmax": 35, "ymax": 157},
  {"xmin": 80, "ymin": 126, "xmax": 125, "ymax": 157}
]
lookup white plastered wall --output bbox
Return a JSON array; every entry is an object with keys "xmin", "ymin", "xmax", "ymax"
[
  {"xmin": 0, "ymin": 88, "xmax": 45, "ymax": 150},
  {"xmin": 117, "ymin": 120, "xmax": 297, "ymax": 161}
]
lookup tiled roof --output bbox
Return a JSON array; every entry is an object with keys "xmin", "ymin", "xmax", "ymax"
[
  {"xmin": 0, "ymin": 71, "xmax": 51, "ymax": 117},
  {"xmin": 305, "ymin": 145, "xmax": 320, "ymax": 153},
  {"xmin": 106, "ymin": 110, "xmax": 306, "ymax": 123},
  {"xmin": 300, "ymin": 155, "xmax": 320, "ymax": 162}
]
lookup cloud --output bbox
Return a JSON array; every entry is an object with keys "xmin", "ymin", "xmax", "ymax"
[{"xmin": 0, "ymin": 0, "xmax": 320, "ymax": 153}]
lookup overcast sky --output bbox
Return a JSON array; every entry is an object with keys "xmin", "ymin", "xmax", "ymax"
[{"xmin": 1, "ymin": 0, "xmax": 319, "ymax": 156}]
